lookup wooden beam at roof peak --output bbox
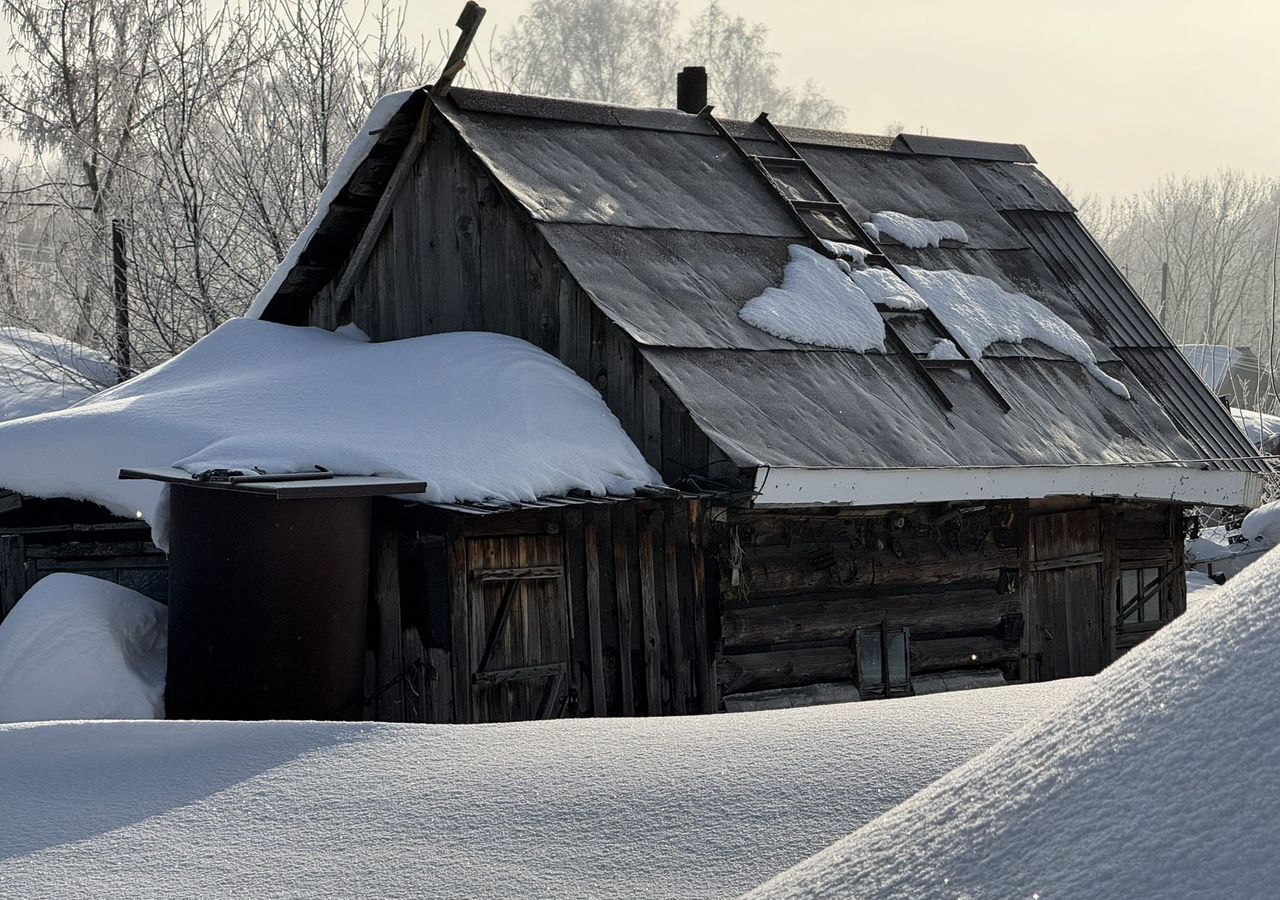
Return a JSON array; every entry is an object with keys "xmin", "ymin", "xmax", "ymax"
[{"xmin": 431, "ymin": 3, "xmax": 486, "ymax": 99}]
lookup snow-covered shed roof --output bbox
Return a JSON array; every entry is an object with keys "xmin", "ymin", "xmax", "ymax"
[
  {"xmin": 250, "ymin": 88, "xmax": 1265, "ymax": 507},
  {"xmin": 0, "ymin": 320, "xmax": 659, "ymax": 546}
]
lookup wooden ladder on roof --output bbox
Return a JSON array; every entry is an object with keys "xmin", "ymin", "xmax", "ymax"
[{"xmin": 701, "ymin": 107, "xmax": 1011, "ymax": 414}]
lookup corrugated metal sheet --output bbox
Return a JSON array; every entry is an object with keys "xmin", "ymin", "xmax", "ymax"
[
  {"xmin": 643, "ymin": 348, "xmax": 1200, "ymax": 470},
  {"xmin": 1002, "ymin": 210, "xmax": 1266, "ymax": 473},
  {"xmin": 1003, "ymin": 210, "xmax": 1168, "ymax": 347},
  {"xmin": 957, "ymin": 160, "xmax": 1074, "ymax": 213},
  {"xmin": 1115, "ymin": 348, "xmax": 1265, "ymax": 473}
]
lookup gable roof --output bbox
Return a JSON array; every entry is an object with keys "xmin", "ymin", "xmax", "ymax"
[{"xmin": 251, "ymin": 88, "xmax": 1267, "ymax": 505}]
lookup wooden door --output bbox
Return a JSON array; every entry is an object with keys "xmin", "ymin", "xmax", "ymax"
[
  {"xmin": 1028, "ymin": 509, "xmax": 1107, "ymax": 681},
  {"xmin": 466, "ymin": 534, "xmax": 571, "ymax": 723}
]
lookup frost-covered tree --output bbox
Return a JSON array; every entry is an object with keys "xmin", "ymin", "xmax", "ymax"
[
  {"xmin": 494, "ymin": 0, "xmax": 845, "ymax": 129},
  {"xmin": 1083, "ymin": 171, "xmax": 1280, "ymax": 410},
  {"xmin": 0, "ymin": 0, "xmax": 433, "ymax": 372}
]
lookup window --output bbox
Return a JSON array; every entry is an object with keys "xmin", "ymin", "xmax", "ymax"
[
  {"xmin": 856, "ymin": 626, "xmax": 910, "ymax": 698},
  {"xmin": 1118, "ymin": 566, "xmax": 1165, "ymax": 626}
]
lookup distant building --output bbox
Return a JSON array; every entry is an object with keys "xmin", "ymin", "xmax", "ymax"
[{"xmin": 1180, "ymin": 343, "xmax": 1267, "ymax": 409}]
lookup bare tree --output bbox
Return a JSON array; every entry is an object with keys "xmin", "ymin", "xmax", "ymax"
[{"xmin": 0, "ymin": 0, "xmax": 433, "ymax": 377}]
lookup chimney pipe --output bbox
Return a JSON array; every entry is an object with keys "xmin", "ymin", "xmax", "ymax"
[{"xmin": 677, "ymin": 66, "xmax": 708, "ymax": 114}]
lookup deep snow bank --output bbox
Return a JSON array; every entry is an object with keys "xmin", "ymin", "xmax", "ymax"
[
  {"xmin": 0, "ymin": 319, "xmax": 659, "ymax": 546},
  {"xmin": 0, "ymin": 574, "xmax": 166, "ymax": 723},
  {"xmin": 0, "ymin": 327, "xmax": 115, "ymax": 420},
  {"xmin": 747, "ymin": 547, "xmax": 1280, "ymax": 900},
  {"xmin": 0, "ymin": 681, "xmax": 1082, "ymax": 899}
]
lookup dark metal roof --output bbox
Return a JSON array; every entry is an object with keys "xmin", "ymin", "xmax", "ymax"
[
  {"xmin": 643, "ymin": 348, "xmax": 1198, "ymax": 470},
  {"xmin": 258, "ymin": 86, "xmax": 1265, "ymax": 480}
]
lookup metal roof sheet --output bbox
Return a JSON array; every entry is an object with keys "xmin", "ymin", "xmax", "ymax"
[
  {"xmin": 642, "ymin": 348, "xmax": 1200, "ymax": 470},
  {"xmin": 438, "ymin": 103, "xmax": 802, "ymax": 236},
  {"xmin": 956, "ymin": 160, "xmax": 1075, "ymax": 213}
]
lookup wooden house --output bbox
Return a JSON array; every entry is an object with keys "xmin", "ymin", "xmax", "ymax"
[{"xmin": 236, "ymin": 77, "xmax": 1267, "ymax": 723}]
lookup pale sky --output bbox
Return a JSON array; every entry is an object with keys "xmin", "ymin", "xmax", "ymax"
[{"xmin": 417, "ymin": 0, "xmax": 1280, "ymax": 199}]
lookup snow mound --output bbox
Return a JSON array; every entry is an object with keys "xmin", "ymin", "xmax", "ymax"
[
  {"xmin": 0, "ymin": 327, "xmax": 115, "ymax": 421},
  {"xmin": 1241, "ymin": 500, "xmax": 1280, "ymax": 545},
  {"xmin": 901, "ymin": 264, "xmax": 1130, "ymax": 398},
  {"xmin": 246, "ymin": 91, "xmax": 414, "ymax": 320},
  {"xmin": 747, "ymin": 546, "xmax": 1280, "ymax": 900},
  {"xmin": 0, "ymin": 319, "xmax": 659, "ymax": 548},
  {"xmin": 740, "ymin": 245, "xmax": 886, "ymax": 351},
  {"xmin": 0, "ymin": 574, "xmax": 166, "ymax": 723},
  {"xmin": 0, "ymin": 681, "xmax": 1082, "ymax": 899},
  {"xmin": 1185, "ymin": 570, "xmax": 1222, "ymax": 610},
  {"xmin": 1230, "ymin": 406, "xmax": 1280, "ymax": 453},
  {"xmin": 869, "ymin": 211, "xmax": 968, "ymax": 248}
]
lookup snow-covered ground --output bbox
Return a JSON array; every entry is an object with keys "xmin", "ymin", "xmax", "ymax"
[
  {"xmin": 0, "ymin": 681, "xmax": 1083, "ymax": 899},
  {"xmin": 0, "ymin": 327, "xmax": 115, "ymax": 421},
  {"xmin": 0, "ymin": 319, "xmax": 658, "ymax": 548},
  {"xmin": 0, "ymin": 574, "xmax": 166, "ymax": 723},
  {"xmin": 748, "ymin": 547, "xmax": 1280, "ymax": 900}
]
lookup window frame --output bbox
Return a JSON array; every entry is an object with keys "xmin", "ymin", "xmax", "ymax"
[
  {"xmin": 1117, "ymin": 562, "xmax": 1169, "ymax": 631},
  {"xmin": 855, "ymin": 625, "xmax": 911, "ymax": 698}
]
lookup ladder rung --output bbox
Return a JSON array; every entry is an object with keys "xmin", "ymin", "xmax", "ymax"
[
  {"xmin": 791, "ymin": 199, "xmax": 846, "ymax": 213},
  {"xmin": 754, "ymin": 154, "xmax": 806, "ymax": 169}
]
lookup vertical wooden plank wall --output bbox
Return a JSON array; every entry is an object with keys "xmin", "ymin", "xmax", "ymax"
[
  {"xmin": 306, "ymin": 117, "xmax": 724, "ymax": 488},
  {"xmin": 381, "ymin": 498, "xmax": 714, "ymax": 724}
]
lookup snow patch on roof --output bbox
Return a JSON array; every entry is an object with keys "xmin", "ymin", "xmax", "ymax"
[
  {"xmin": 0, "ymin": 319, "xmax": 659, "ymax": 547},
  {"xmin": 739, "ymin": 245, "xmax": 887, "ymax": 351},
  {"xmin": 869, "ymin": 210, "xmax": 969, "ymax": 248},
  {"xmin": 245, "ymin": 90, "xmax": 415, "ymax": 320},
  {"xmin": 900, "ymin": 265, "xmax": 1130, "ymax": 399},
  {"xmin": 0, "ymin": 574, "xmax": 166, "ymax": 723},
  {"xmin": 0, "ymin": 327, "xmax": 115, "ymax": 421},
  {"xmin": 0, "ymin": 680, "xmax": 1084, "ymax": 897},
  {"xmin": 748, "ymin": 546, "xmax": 1280, "ymax": 900}
]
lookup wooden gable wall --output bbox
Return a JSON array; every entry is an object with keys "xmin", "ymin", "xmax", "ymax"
[{"xmin": 304, "ymin": 115, "xmax": 734, "ymax": 488}]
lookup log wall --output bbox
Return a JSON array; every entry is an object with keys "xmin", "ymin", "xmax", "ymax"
[{"xmin": 713, "ymin": 498, "xmax": 1189, "ymax": 704}]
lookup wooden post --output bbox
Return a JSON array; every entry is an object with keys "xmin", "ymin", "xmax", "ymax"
[
  {"xmin": 372, "ymin": 518, "xmax": 404, "ymax": 721},
  {"xmin": 637, "ymin": 516, "xmax": 663, "ymax": 715},
  {"xmin": 111, "ymin": 219, "xmax": 131, "ymax": 382},
  {"xmin": 0, "ymin": 534, "xmax": 25, "ymax": 619},
  {"xmin": 583, "ymin": 521, "xmax": 607, "ymax": 716}
]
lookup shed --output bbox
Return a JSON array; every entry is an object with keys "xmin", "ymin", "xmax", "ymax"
[{"xmin": 241, "ymin": 77, "xmax": 1267, "ymax": 717}]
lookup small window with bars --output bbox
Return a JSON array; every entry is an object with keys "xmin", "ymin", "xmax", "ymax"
[
  {"xmin": 856, "ymin": 626, "xmax": 910, "ymax": 698},
  {"xmin": 1118, "ymin": 565, "xmax": 1166, "ymax": 627}
]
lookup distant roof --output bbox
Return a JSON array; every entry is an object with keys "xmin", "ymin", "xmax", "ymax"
[{"xmin": 251, "ymin": 87, "xmax": 1267, "ymax": 494}]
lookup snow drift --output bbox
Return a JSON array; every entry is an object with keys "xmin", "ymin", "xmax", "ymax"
[
  {"xmin": 0, "ymin": 318, "xmax": 659, "ymax": 547},
  {"xmin": 0, "ymin": 327, "xmax": 115, "ymax": 421},
  {"xmin": 0, "ymin": 681, "xmax": 1082, "ymax": 899},
  {"xmin": 0, "ymin": 574, "xmax": 166, "ymax": 723},
  {"xmin": 747, "ymin": 546, "xmax": 1280, "ymax": 900}
]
